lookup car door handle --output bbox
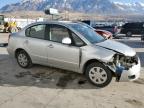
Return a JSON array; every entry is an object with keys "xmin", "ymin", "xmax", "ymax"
[{"xmin": 48, "ymin": 44, "xmax": 54, "ymax": 48}]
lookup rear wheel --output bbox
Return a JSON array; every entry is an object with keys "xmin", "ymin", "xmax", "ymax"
[
  {"xmin": 16, "ymin": 50, "xmax": 32, "ymax": 68},
  {"xmin": 85, "ymin": 62, "xmax": 112, "ymax": 87}
]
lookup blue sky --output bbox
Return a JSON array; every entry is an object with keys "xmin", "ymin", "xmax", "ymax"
[
  {"xmin": 0, "ymin": 0, "xmax": 144, "ymax": 8},
  {"xmin": 0, "ymin": 0, "xmax": 20, "ymax": 8}
]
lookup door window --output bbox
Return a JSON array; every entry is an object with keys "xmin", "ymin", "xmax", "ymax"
[
  {"xmin": 71, "ymin": 32, "xmax": 85, "ymax": 47},
  {"xmin": 26, "ymin": 24, "xmax": 46, "ymax": 39},
  {"xmin": 49, "ymin": 25, "xmax": 70, "ymax": 43}
]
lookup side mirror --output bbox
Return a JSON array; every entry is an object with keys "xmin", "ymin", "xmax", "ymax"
[{"xmin": 62, "ymin": 37, "xmax": 72, "ymax": 45}]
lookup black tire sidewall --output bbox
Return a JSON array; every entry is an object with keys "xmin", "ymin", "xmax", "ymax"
[
  {"xmin": 16, "ymin": 50, "xmax": 32, "ymax": 68},
  {"xmin": 85, "ymin": 62, "xmax": 112, "ymax": 88}
]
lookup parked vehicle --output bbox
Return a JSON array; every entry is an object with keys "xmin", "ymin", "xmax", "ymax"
[
  {"xmin": 120, "ymin": 22, "xmax": 144, "ymax": 36},
  {"xmin": 95, "ymin": 29, "xmax": 113, "ymax": 39},
  {"xmin": 81, "ymin": 20, "xmax": 124, "ymax": 37},
  {"xmin": 7, "ymin": 21, "xmax": 141, "ymax": 87}
]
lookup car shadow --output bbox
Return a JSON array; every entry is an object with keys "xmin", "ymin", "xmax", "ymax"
[{"xmin": 0, "ymin": 54, "xmax": 101, "ymax": 89}]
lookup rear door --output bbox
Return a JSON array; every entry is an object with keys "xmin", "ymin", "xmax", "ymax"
[{"xmin": 24, "ymin": 24, "xmax": 48, "ymax": 64}]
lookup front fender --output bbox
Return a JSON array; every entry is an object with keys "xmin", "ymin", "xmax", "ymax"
[{"xmin": 80, "ymin": 45, "xmax": 116, "ymax": 73}]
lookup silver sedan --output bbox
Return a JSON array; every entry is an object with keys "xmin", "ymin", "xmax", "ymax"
[{"xmin": 7, "ymin": 21, "xmax": 141, "ymax": 87}]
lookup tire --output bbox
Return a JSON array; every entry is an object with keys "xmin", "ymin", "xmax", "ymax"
[
  {"xmin": 16, "ymin": 50, "xmax": 33, "ymax": 68},
  {"xmin": 85, "ymin": 62, "xmax": 112, "ymax": 88},
  {"xmin": 126, "ymin": 31, "xmax": 132, "ymax": 37}
]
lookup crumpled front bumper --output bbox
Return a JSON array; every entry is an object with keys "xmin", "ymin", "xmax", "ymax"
[{"xmin": 119, "ymin": 57, "xmax": 141, "ymax": 82}]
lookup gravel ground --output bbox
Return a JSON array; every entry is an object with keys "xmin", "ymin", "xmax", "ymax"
[{"xmin": 0, "ymin": 33, "xmax": 144, "ymax": 108}]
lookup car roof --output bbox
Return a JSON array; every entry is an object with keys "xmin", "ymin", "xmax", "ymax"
[
  {"xmin": 25, "ymin": 21, "xmax": 81, "ymax": 27},
  {"xmin": 23, "ymin": 21, "xmax": 90, "ymax": 32}
]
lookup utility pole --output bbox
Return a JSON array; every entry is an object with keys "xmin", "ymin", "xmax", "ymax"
[{"xmin": 64, "ymin": 0, "xmax": 67, "ymax": 20}]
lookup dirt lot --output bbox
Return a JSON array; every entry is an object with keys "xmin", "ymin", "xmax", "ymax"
[{"xmin": 0, "ymin": 33, "xmax": 144, "ymax": 108}]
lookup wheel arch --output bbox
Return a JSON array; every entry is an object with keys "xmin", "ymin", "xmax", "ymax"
[
  {"xmin": 15, "ymin": 48, "xmax": 28, "ymax": 58},
  {"xmin": 82, "ymin": 59, "xmax": 116, "ymax": 76},
  {"xmin": 83, "ymin": 59, "xmax": 103, "ymax": 74}
]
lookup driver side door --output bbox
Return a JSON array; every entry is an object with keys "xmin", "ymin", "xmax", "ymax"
[{"xmin": 46, "ymin": 24, "xmax": 80, "ymax": 72}]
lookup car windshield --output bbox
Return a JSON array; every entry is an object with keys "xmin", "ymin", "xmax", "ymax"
[{"xmin": 69, "ymin": 23, "xmax": 105, "ymax": 43}]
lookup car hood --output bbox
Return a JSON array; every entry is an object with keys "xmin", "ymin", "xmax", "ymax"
[{"xmin": 95, "ymin": 40, "xmax": 136, "ymax": 57}]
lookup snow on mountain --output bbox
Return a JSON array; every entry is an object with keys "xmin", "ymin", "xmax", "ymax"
[{"xmin": 114, "ymin": 2, "xmax": 144, "ymax": 12}]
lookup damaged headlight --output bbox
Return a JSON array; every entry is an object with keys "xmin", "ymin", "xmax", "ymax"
[
  {"xmin": 113, "ymin": 54, "xmax": 138, "ymax": 69},
  {"xmin": 107, "ymin": 54, "xmax": 139, "ymax": 81},
  {"xmin": 107, "ymin": 54, "xmax": 138, "ymax": 73}
]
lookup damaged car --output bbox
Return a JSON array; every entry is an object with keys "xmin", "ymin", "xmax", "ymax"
[{"xmin": 7, "ymin": 21, "xmax": 141, "ymax": 87}]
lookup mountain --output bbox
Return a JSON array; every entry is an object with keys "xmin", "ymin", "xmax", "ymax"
[
  {"xmin": 0, "ymin": 0, "xmax": 118, "ymax": 13},
  {"xmin": 0, "ymin": 0, "xmax": 144, "ymax": 15},
  {"xmin": 114, "ymin": 2, "xmax": 144, "ymax": 14}
]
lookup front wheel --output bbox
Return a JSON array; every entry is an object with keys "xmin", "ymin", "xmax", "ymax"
[{"xmin": 85, "ymin": 62, "xmax": 112, "ymax": 88}]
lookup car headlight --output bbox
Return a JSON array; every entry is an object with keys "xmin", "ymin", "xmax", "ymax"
[{"xmin": 113, "ymin": 54, "xmax": 138, "ymax": 69}]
